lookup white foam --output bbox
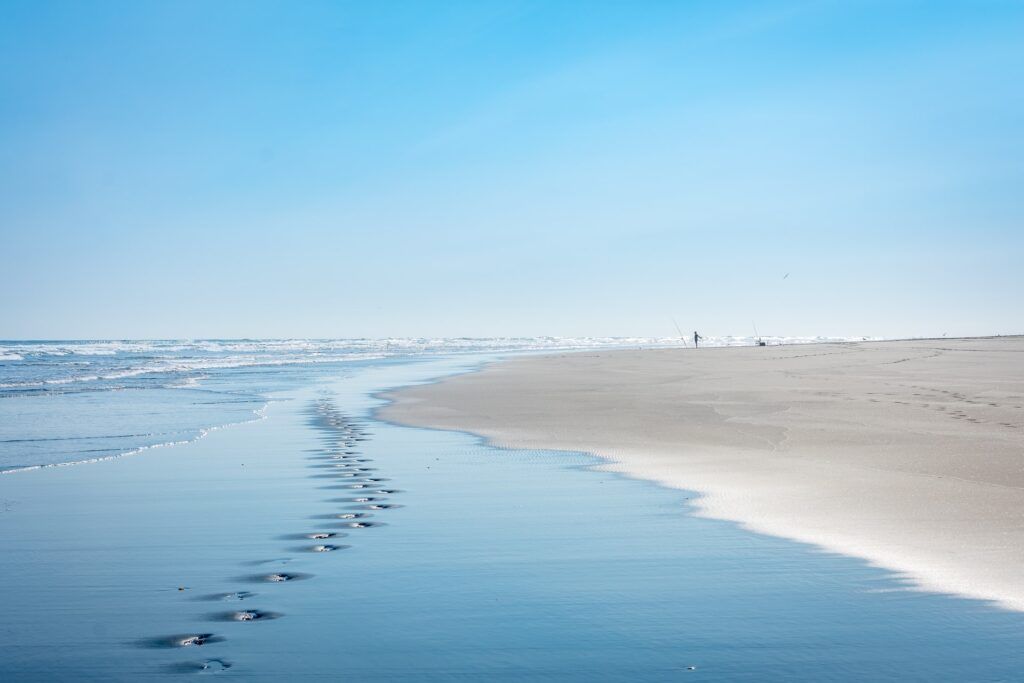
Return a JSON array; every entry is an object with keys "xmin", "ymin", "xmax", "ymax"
[
  {"xmin": 0, "ymin": 337, "xmax": 880, "ymax": 390},
  {"xmin": 0, "ymin": 403, "xmax": 270, "ymax": 475}
]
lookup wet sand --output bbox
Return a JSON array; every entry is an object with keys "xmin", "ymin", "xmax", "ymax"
[
  {"xmin": 0, "ymin": 371, "xmax": 407, "ymax": 679},
  {"xmin": 382, "ymin": 337, "xmax": 1024, "ymax": 611}
]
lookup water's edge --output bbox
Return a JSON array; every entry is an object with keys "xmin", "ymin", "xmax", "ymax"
[{"xmin": 376, "ymin": 354, "xmax": 1024, "ymax": 615}]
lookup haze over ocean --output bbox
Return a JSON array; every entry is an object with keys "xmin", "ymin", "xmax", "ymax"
[{"xmin": 2, "ymin": 1, "xmax": 1022, "ymax": 340}]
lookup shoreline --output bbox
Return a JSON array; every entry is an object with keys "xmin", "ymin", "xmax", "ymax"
[{"xmin": 381, "ymin": 337, "xmax": 1024, "ymax": 612}]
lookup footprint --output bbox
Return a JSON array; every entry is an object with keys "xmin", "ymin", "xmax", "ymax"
[
  {"xmin": 327, "ymin": 496, "xmax": 385, "ymax": 504},
  {"xmin": 305, "ymin": 544, "xmax": 350, "ymax": 553},
  {"xmin": 165, "ymin": 659, "xmax": 232, "ymax": 674},
  {"xmin": 209, "ymin": 610, "xmax": 282, "ymax": 622},
  {"xmin": 141, "ymin": 633, "xmax": 225, "ymax": 649},
  {"xmin": 311, "ymin": 512, "xmax": 372, "ymax": 520},
  {"xmin": 197, "ymin": 591, "xmax": 257, "ymax": 602},
  {"xmin": 239, "ymin": 572, "xmax": 313, "ymax": 584},
  {"xmin": 341, "ymin": 521, "xmax": 384, "ymax": 529}
]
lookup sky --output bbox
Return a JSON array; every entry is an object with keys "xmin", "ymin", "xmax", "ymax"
[{"xmin": 1, "ymin": 0, "xmax": 1022, "ymax": 340}]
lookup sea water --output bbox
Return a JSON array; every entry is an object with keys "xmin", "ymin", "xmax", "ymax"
[{"xmin": 1, "ymin": 347, "xmax": 1020, "ymax": 681}]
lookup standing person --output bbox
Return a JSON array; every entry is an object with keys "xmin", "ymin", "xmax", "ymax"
[{"xmin": 693, "ymin": 331, "xmax": 703, "ymax": 348}]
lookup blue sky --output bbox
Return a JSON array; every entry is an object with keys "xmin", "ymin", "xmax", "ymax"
[{"xmin": 1, "ymin": 0, "xmax": 1022, "ymax": 339}]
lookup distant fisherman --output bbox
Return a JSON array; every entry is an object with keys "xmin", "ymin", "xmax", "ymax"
[{"xmin": 693, "ymin": 331, "xmax": 703, "ymax": 348}]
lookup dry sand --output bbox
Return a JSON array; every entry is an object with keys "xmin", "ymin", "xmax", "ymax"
[{"xmin": 382, "ymin": 338, "xmax": 1024, "ymax": 611}]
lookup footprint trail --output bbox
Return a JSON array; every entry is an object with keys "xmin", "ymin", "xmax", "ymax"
[{"xmin": 147, "ymin": 397, "xmax": 401, "ymax": 674}]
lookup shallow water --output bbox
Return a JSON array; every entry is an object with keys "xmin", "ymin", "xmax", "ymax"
[{"xmin": 1, "ymin": 356, "xmax": 1022, "ymax": 681}]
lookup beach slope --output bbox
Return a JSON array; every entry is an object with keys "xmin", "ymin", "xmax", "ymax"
[{"xmin": 382, "ymin": 338, "xmax": 1024, "ymax": 610}]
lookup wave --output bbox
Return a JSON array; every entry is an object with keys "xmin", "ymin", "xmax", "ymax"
[
  {"xmin": 0, "ymin": 335, "xmax": 876, "ymax": 358},
  {"xmin": 0, "ymin": 404, "xmax": 270, "ymax": 475},
  {"xmin": 0, "ymin": 352, "xmax": 390, "ymax": 389},
  {"xmin": 0, "ymin": 337, "xmax": 878, "ymax": 390}
]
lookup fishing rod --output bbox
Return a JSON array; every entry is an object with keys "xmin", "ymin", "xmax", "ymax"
[
  {"xmin": 671, "ymin": 318, "xmax": 689, "ymax": 348},
  {"xmin": 753, "ymin": 322, "xmax": 766, "ymax": 346}
]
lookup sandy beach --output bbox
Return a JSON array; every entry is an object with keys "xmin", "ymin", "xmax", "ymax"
[{"xmin": 383, "ymin": 337, "xmax": 1024, "ymax": 611}]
